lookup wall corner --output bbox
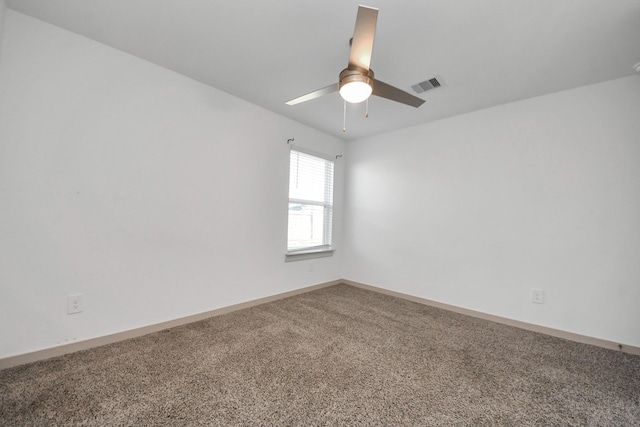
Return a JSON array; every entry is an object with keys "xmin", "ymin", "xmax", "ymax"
[{"xmin": 0, "ymin": 0, "xmax": 6, "ymax": 64}]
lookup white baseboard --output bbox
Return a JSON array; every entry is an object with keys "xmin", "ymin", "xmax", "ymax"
[
  {"xmin": 343, "ymin": 279, "xmax": 640, "ymax": 356},
  {"xmin": 0, "ymin": 280, "xmax": 341, "ymax": 370}
]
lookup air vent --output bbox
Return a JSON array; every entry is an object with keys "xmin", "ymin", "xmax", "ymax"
[{"xmin": 411, "ymin": 77, "xmax": 443, "ymax": 94}]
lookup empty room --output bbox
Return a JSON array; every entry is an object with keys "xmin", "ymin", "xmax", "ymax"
[{"xmin": 1, "ymin": 0, "xmax": 639, "ymax": 425}]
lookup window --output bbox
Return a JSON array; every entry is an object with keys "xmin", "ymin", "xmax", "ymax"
[{"xmin": 287, "ymin": 148, "xmax": 334, "ymax": 258}]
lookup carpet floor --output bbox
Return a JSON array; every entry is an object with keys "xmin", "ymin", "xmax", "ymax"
[{"xmin": 1, "ymin": 284, "xmax": 639, "ymax": 426}]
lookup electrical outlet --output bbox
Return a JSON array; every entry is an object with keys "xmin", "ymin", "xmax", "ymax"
[
  {"xmin": 67, "ymin": 294, "xmax": 84, "ymax": 314},
  {"xmin": 531, "ymin": 289, "xmax": 544, "ymax": 304}
]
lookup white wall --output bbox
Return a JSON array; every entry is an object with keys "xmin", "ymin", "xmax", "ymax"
[
  {"xmin": 2, "ymin": 8, "xmax": 638, "ymax": 361},
  {"xmin": 344, "ymin": 75, "xmax": 640, "ymax": 347},
  {"xmin": 0, "ymin": 10, "xmax": 345, "ymax": 359}
]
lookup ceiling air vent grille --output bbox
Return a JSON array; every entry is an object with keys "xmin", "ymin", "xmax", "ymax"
[{"xmin": 411, "ymin": 77, "xmax": 442, "ymax": 94}]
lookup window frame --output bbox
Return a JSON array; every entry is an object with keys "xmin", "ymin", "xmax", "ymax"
[{"xmin": 285, "ymin": 146, "xmax": 335, "ymax": 262}]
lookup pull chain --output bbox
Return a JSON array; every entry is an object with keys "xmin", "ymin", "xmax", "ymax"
[
  {"xmin": 365, "ymin": 98, "xmax": 369, "ymax": 118},
  {"xmin": 343, "ymin": 100, "xmax": 347, "ymax": 132}
]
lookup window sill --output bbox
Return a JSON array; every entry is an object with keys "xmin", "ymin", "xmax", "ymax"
[{"xmin": 285, "ymin": 247, "xmax": 335, "ymax": 262}]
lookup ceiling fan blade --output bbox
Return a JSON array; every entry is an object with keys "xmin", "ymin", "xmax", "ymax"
[
  {"xmin": 372, "ymin": 79, "xmax": 425, "ymax": 108},
  {"xmin": 285, "ymin": 83, "xmax": 339, "ymax": 105},
  {"xmin": 348, "ymin": 6, "xmax": 378, "ymax": 71}
]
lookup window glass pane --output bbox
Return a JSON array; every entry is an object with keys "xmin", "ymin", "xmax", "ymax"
[
  {"xmin": 287, "ymin": 149, "xmax": 334, "ymax": 252},
  {"xmin": 287, "ymin": 203, "xmax": 326, "ymax": 250}
]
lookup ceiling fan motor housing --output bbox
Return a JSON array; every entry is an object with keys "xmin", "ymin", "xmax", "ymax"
[{"xmin": 339, "ymin": 67, "xmax": 375, "ymax": 90}]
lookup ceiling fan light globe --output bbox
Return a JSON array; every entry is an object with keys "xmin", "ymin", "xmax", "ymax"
[{"xmin": 339, "ymin": 81, "xmax": 372, "ymax": 103}]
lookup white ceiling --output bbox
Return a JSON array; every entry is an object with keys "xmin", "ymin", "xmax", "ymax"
[{"xmin": 6, "ymin": 0, "xmax": 640, "ymax": 141}]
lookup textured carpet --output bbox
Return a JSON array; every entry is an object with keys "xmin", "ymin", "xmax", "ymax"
[{"xmin": 1, "ymin": 284, "xmax": 639, "ymax": 426}]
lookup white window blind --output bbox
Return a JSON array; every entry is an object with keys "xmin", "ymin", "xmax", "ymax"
[{"xmin": 287, "ymin": 149, "xmax": 334, "ymax": 253}]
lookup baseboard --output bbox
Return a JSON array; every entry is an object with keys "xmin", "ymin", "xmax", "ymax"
[
  {"xmin": 342, "ymin": 280, "xmax": 640, "ymax": 357},
  {"xmin": 3, "ymin": 278, "xmax": 637, "ymax": 370},
  {"xmin": 0, "ymin": 280, "xmax": 341, "ymax": 370}
]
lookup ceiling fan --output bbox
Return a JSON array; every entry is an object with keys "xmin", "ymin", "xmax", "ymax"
[{"xmin": 285, "ymin": 5, "xmax": 425, "ymax": 111}]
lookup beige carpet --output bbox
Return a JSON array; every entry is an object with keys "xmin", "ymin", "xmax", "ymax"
[{"xmin": 1, "ymin": 284, "xmax": 639, "ymax": 426}]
